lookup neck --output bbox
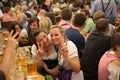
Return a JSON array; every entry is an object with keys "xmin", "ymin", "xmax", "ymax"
[
  {"xmin": 59, "ymin": 38, "xmax": 66, "ymax": 48},
  {"xmin": 72, "ymin": 25, "xmax": 82, "ymax": 31},
  {"xmin": 64, "ymin": 19, "xmax": 71, "ymax": 22},
  {"xmin": 44, "ymin": 42, "xmax": 53, "ymax": 51},
  {"xmin": 100, "ymin": 31, "xmax": 108, "ymax": 35},
  {"xmin": 112, "ymin": 49, "xmax": 120, "ymax": 57}
]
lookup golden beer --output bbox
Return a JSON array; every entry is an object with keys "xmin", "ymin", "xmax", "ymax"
[{"xmin": 27, "ymin": 61, "xmax": 37, "ymax": 75}]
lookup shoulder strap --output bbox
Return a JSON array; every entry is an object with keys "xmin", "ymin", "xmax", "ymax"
[
  {"xmin": 101, "ymin": 0, "xmax": 111, "ymax": 13},
  {"xmin": 54, "ymin": 45, "xmax": 59, "ymax": 53}
]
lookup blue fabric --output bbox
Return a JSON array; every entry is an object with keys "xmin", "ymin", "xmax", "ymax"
[
  {"xmin": 22, "ymin": 21, "xmax": 28, "ymax": 30},
  {"xmin": 66, "ymin": 28, "xmax": 85, "ymax": 58},
  {"xmin": 38, "ymin": 59, "xmax": 58, "ymax": 76},
  {"xmin": 38, "ymin": 45, "xmax": 59, "ymax": 76},
  {"xmin": 91, "ymin": 0, "xmax": 117, "ymax": 22},
  {"xmin": 54, "ymin": 45, "xmax": 59, "ymax": 53}
]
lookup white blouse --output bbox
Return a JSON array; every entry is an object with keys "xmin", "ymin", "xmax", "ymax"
[{"xmin": 108, "ymin": 63, "xmax": 120, "ymax": 80}]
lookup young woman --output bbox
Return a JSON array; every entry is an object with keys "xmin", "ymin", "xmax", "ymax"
[
  {"xmin": 99, "ymin": 32, "xmax": 120, "ymax": 80},
  {"xmin": 41, "ymin": 0, "xmax": 52, "ymax": 12},
  {"xmin": 30, "ymin": 29, "xmax": 59, "ymax": 77},
  {"xmin": 49, "ymin": 25, "xmax": 84, "ymax": 80},
  {"xmin": 39, "ymin": 17, "xmax": 52, "ymax": 34},
  {"xmin": 8, "ymin": 21, "xmax": 28, "ymax": 47},
  {"xmin": 0, "ymin": 30, "xmax": 19, "ymax": 80},
  {"xmin": 27, "ymin": 17, "xmax": 40, "ymax": 46}
]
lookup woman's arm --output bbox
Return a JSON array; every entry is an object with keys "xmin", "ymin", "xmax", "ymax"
[
  {"xmin": 37, "ymin": 56, "xmax": 43, "ymax": 71},
  {"xmin": 0, "ymin": 30, "xmax": 18, "ymax": 79},
  {"xmin": 60, "ymin": 41, "xmax": 80, "ymax": 73},
  {"xmin": 66, "ymin": 56, "xmax": 80, "ymax": 73}
]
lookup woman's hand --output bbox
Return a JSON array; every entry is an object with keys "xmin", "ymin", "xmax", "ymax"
[
  {"xmin": 6, "ymin": 30, "xmax": 19, "ymax": 49},
  {"xmin": 60, "ymin": 40, "xmax": 69, "ymax": 58},
  {"xmin": 42, "ymin": 62, "xmax": 48, "ymax": 71},
  {"xmin": 36, "ymin": 42, "xmax": 44, "ymax": 57}
]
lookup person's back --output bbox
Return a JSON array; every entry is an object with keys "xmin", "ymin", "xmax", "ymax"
[
  {"xmin": 66, "ymin": 13, "xmax": 86, "ymax": 58},
  {"xmin": 91, "ymin": 0, "xmax": 117, "ymax": 23},
  {"xmin": 66, "ymin": 28, "xmax": 85, "ymax": 58},
  {"xmin": 59, "ymin": 8, "xmax": 72, "ymax": 31},
  {"xmin": 81, "ymin": 18, "xmax": 111, "ymax": 80},
  {"xmin": 98, "ymin": 51, "xmax": 119, "ymax": 80},
  {"xmin": 99, "ymin": 32, "xmax": 120, "ymax": 80}
]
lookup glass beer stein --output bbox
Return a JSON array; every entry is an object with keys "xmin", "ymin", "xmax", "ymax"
[{"xmin": 27, "ymin": 54, "xmax": 38, "ymax": 75}]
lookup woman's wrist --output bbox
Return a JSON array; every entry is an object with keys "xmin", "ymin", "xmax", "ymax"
[{"xmin": 65, "ymin": 56, "xmax": 71, "ymax": 63}]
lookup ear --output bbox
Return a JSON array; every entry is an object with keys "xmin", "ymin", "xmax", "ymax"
[
  {"xmin": 81, "ymin": 23, "xmax": 85, "ymax": 30},
  {"xmin": 104, "ymin": 25, "xmax": 109, "ymax": 35}
]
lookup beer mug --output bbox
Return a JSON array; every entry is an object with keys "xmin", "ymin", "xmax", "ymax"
[{"xmin": 27, "ymin": 54, "xmax": 38, "ymax": 75}]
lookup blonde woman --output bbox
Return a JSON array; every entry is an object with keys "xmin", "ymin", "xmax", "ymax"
[
  {"xmin": 39, "ymin": 17, "xmax": 52, "ymax": 34},
  {"xmin": 50, "ymin": 25, "xmax": 84, "ymax": 80}
]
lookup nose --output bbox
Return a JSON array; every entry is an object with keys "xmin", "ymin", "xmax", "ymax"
[
  {"xmin": 43, "ymin": 38, "xmax": 47, "ymax": 42},
  {"xmin": 51, "ymin": 35, "xmax": 56, "ymax": 40}
]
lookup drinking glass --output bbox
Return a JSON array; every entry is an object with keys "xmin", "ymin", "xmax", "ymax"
[{"xmin": 27, "ymin": 54, "xmax": 38, "ymax": 75}]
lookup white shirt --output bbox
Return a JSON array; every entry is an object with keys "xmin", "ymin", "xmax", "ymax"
[
  {"xmin": 108, "ymin": 63, "xmax": 120, "ymax": 80},
  {"xmin": 19, "ymin": 29, "xmax": 28, "ymax": 39}
]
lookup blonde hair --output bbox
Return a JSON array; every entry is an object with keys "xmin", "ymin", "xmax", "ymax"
[
  {"xmin": 21, "ymin": 5, "xmax": 28, "ymax": 12},
  {"xmin": 39, "ymin": 17, "xmax": 52, "ymax": 34},
  {"xmin": 50, "ymin": 25, "xmax": 67, "ymax": 39},
  {"xmin": 15, "ymin": 5, "xmax": 21, "ymax": 10}
]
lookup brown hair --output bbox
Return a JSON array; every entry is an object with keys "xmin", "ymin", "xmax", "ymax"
[
  {"xmin": 81, "ymin": 9, "xmax": 90, "ymax": 17},
  {"xmin": 93, "ymin": 11, "xmax": 105, "ymax": 20},
  {"xmin": 30, "ymin": 28, "xmax": 46, "ymax": 46},
  {"xmin": 111, "ymin": 32, "xmax": 120, "ymax": 51},
  {"xmin": 96, "ymin": 18, "xmax": 109, "ymax": 32},
  {"xmin": 73, "ymin": 13, "xmax": 86, "ymax": 27},
  {"xmin": 61, "ymin": 8, "xmax": 72, "ymax": 21},
  {"xmin": 117, "ymin": 5, "xmax": 120, "ymax": 14}
]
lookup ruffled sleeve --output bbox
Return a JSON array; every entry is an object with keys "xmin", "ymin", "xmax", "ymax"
[{"xmin": 108, "ymin": 63, "xmax": 120, "ymax": 80}]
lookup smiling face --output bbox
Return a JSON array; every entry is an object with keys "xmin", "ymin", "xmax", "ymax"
[
  {"xmin": 50, "ymin": 27, "xmax": 64, "ymax": 46},
  {"xmin": 29, "ymin": 21, "xmax": 39, "ymax": 30},
  {"xmin": 35, "ymin": 32, "xmax": 50, "ymax": 47},
  {"xmin": 15, "ymin": 24, "xmax": 21, "ymax": 33}
]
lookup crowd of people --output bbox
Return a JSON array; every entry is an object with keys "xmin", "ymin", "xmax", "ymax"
[{"xmin": 0, "ymin": 0, "xmax": 120, "ymax": 80}]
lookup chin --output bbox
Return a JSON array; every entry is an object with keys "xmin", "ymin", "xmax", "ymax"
[{"xmin": 53, "ymin": 42, "xmax": 59, "ymax": 45}]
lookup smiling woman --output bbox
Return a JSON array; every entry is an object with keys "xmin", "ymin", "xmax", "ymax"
[
  {"xmin": 30, "ymin": 28, "xmax": 59, "ymax": 79},
  {"xmin": 41, "ymin": 0, "xmax": 52, "ymax": 12},
  {"xmin": 49, "ymin": 25, "xmax": 84, "ymax": 80},
  {"xmin": 8, "ymin": 21, "xmax": 28, "ymax": 47}
]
